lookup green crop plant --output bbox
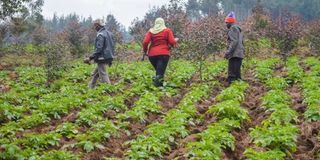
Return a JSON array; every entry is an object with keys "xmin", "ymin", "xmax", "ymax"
[
  {"xmin": 261, "ymin": 90, "xmax": 290, "ymax": 109},
  {"xmin": 76, "ymin": 119, "xmax": 119, "ymax": 152},
  {"xmin": 186, "ymin": 80, "xmax": 248, "ymax": 159},
  {"xmin": 254, "ymin": 58, "xmax": 280, "ymax": 81},
  {"xmin": 0, "ymin": 144, "xmax": 26, "ymax": 160},
  {"xmin": 120, "ymin": 91, "xmax": 162, "ymax": 122},
  {"xmin": 16, "ymin": 132, "xmax": 62, "ymax": 150},
  {"xmin": 208, "ymin": 100, "xmax": 249, "ymax": 122},
  {"xmin": 216, "ymin": 81, "xmax": 249, "ymax": 102},
  {"xmin": 304, "ymin": 104, "xmax": 320, "ymax": 122},
  {"xmin": 187, "ymin": 119, "xmax": 240, "ymax": 160},
  {"xmin": 262, "ymin": 107, "xmax": 298, "ymax": 126},
  {"xmin": 126, "ymin": 83, "xmax": 213, "ymax": 159},
  {"xmin": 40, "ymin": 150, "xmax": 80, "ymax": 160},
  {"xmin": 0, "ymin": 103, "xmax": 25, "ymax": 122},
  {"xmin": 301, "ymin": 57, "xmax": 320, "ymax": 122},
  {"xmin": 244, "ymin": 148, "xmax": 286, "ymax": 160},
  {"xmin": 265, "ymin": 77, "xmax": 288, "ymax": 90},
  {"xmin": 286, "ymin": 57, "xmax": 303, "ymax": 83},
  {"xmin": 250, "ymin": 123, "xmax": 298, "ymax": 152},
  {"xmin": 56, "ymin": 123, "xmax": 79, "ymax": 139}
]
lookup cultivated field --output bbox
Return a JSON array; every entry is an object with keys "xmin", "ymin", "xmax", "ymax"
[{"xmin": 0, "ymin": 57, "xmax": 319, "ymax": 160}]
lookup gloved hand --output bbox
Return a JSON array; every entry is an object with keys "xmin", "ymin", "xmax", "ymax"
[{"xmin": 83, "ymin": 57, "xmax": 91, "ymax": 64}]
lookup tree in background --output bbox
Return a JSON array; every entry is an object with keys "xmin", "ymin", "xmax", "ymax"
[
  {"xmin": 130, "ymin": 0, "xmax": 188, "ymax": 45},
  {"xmin": 45, "ymin": 36, "xmax": 70, "ymax": 85},
  {"xmin": 105, "ymin": 14, "xmax": 123, "ymax": 44},
  {"xmin": 180, "ymin": 16, "xmax": 226, "ymax": 80},
  {"xmin": 268, "ymin": 11, "xmax": 303, "ymax": 61},
  {"xmin": 307, "ymin": 20, "xmax": 320, "ymax": 56},
  {"xmin": 64, "ymin": 19, "xmax": 86, "ymax": 57},
  {"xmin": 199, "ymin": 0, "xmax": 221, "ymax": 16},
  {"xmin": 0, "ymin": 0, "xmax": 44, "ymax": 45},
  {"xmin": 242, "ymin": 0, "xmax": 272, "ymax": 58},
  {"xmin": 186, "ymin": 0, "xmax": 201, "ymax": 20},
  {"xmin": 32, "ymin": 25, "xmax": 48, "ymax": 45},
  {"xmin": 0, "ymin": 0, "xmax": 43, "ymax": 20}
]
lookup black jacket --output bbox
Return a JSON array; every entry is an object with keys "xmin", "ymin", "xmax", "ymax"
[{"xmin": 90, "ymin": 27, "xmax": 115, "ymax": 64}]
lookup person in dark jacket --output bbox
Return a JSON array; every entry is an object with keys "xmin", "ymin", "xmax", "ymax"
[
  {"xmin": 84, "ymin": 20, "xmax": 115, "ymax": 89},
  {"xmin": 143, "ymin": 18, "xmax": 179, "ymax": 87},
  {"xmin": 224, "ymin": 12, "xmax": 245, "ymax": 84}
]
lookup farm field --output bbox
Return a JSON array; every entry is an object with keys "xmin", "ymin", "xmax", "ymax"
[{"xmin": 0, "ymin": 56, "xmax": 319, "ymax": 160}]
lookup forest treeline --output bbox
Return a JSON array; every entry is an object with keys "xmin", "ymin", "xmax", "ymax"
[{"xmin": 0, "ymin": 0, "xmax": 320, "ymax": 59}]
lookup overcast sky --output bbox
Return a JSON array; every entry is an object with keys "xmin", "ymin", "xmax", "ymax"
[{"xmin": 42, "ymin": 0, "xmax": 170, "ymax": 28}]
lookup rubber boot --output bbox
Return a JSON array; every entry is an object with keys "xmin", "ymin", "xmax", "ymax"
[{"xmin": 153, "ymin": 75, "xmax": 164, "ymax": 87}]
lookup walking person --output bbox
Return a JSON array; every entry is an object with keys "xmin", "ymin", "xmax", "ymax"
[
  {"xmin": 142, "ymin": 18, "xmax": 179, "ymax": 87},
  {"xmin": 84, "ymin": 20, "xmax": 115, "ymax": 89},
  {"xmin": 224, "ymin": 12, "xmax": 245, "ymax": 84}
]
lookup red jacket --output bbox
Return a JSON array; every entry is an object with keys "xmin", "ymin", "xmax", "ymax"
[{"xmin": 143, "ymin": 28, "xmax": 177, "ymax": 57}]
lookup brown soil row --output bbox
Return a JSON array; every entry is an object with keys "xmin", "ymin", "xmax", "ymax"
[
  {"xmin": 164, "ymin": 83, "xmax": 224, "ymax": 160},
  {"xmin": 226, "ymin": 77, "xmax": 268, "ymax": 159},
  {"xmin": 288, "ymin": 85, "xmax": 320, "ymax": 160},
  {"xmin": 82, "ymin": 76, "xmax": 196, "ymax": 160}
]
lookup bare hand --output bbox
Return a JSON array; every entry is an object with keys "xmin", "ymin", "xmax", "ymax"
[
  {"xmin": 224, "ymin": 53, "xmax": 230, "ymax": 59},
  {"xmin": 175, "ymin": 38, "xmax": 179, "ymax": 42},
  {"xmin": 83, "ymin": 58, "xmax": 91, "ymax": 64}
]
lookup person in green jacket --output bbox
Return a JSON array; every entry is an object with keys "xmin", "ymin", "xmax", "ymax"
[{"xmin": 224, "ymin": 11, "xmax": 245, "ymax": 84}]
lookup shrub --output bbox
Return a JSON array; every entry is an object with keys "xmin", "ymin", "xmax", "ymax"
[
  {"xmin": 306, "ymin": 20, "xmax": 320, "ymax": 56},
  {"xmin": 267, "ymin": 11, "xmax": 303, "ymax": 61}
]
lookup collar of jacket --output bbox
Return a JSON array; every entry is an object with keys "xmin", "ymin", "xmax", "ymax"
[
  {"xmin": 229, "ymin": 24, "xmax": 242, "ymax": 32},
  {"xmin": 98, "ymin": 27, "xmax": 106, "ymax": 32}
]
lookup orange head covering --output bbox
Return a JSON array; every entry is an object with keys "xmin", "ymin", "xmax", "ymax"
[{"xmin": 225, "ymin": 11, "xmax": 236, "ymax": 23}]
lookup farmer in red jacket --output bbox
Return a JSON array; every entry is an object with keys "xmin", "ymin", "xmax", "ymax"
[{"xmin": 143, "ymin": 18, "xmax": 179, "ymax": 87}]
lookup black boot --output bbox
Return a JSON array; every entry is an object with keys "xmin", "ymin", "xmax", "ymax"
[{"xmin": 153, "ymin": 75, "xmax": 164, "ymax": 87}]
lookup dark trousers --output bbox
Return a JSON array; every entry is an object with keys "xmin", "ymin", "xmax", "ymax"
[
  {"xmin": 149, "ymin": 55, "xmax": 170, "ymax": 86},
  {"xmin": 228, "ymin": 57, "xmax": 243, "ymax": 83}
]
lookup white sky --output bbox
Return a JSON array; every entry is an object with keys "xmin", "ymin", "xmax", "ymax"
[{"xmin": 42, "ymin": 0, "xmax": 170, "ymax": 28}]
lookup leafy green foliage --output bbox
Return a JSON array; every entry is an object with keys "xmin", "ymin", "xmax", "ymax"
[
  {"xmin": 261, "ymin": 90, "xmax": 290, "ymax": 109},
  {"xmin": 18, "ymin": 132, "xmax": 61, "ymax": 149},
  {"xmin": 216, "ymin": 81, "xmax": 249, "ymax": 102},
  {"xmin": 265, "ymin": 77, "xmax": 288, "ymax": 90},
  {"xmin": 254, "ymin": 58, "xmax": 280, "ymax": 81},
  {"xmin": 0, "ymin": 144, "xmax": 26, "ymax": 160},
  {"xmin": 262, "ymin": 107, "xmax": 298, "ymax": 125},
  {"xmin": 40, "ymin": 150, "xmax": 80, "ymax": 160},
  {"xmin": 249, "ymin": 57, "xmax": 301, "ymax": 157},
  {"xmin": 250, "ymin": 124, "xmax": 298, "ymax": 152},
  {"xmin": 187, "ymin": 119, "xmax": 240, "ymax": 159},
  {"xmin": 121, "ymin": 92, "xmax": 161, "ymax": 122},
  {"xmin": 301, "ymin": 57, "xmax": 320, "ymax": 121},
  {"xmin": 76, "ymin": 120, "xmax": 119, "ymax": 152},
  {"xmin": 1, "ymin": 58, "xmax": 317, "ymax": 159},
  {"xmin": 187, "ymin": 80, "xmax": 249, "ymax": 159},
  {"xmin": 304, "ymin": 102, "xmax": 320, "ymax": 122},
  {"xmin": 208, "ymin": 100, "xmax": 249, "ymax": 122},
  {"xmin": 244, "ymin": 148, "xmax": 286, "ymax": 160},
  {"xmin": 0, "ymin": 103, "xmax": 25, "ymax": 122},
  {"xmin": 56, "ymin": 123, "xmax": 79, "ymax": 139},
  {"xmin": 286, "ymin": 57, "xmax": 303, "ymax": 83},
  {"xmin": 126, "ymin": 83, "xmax": 214, "ymax": 159}
]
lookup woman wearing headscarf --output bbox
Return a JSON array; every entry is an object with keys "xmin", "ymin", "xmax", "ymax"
[{"xmin": 143, "ymin": 18, "xmax": 179, "ymax": 87}]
